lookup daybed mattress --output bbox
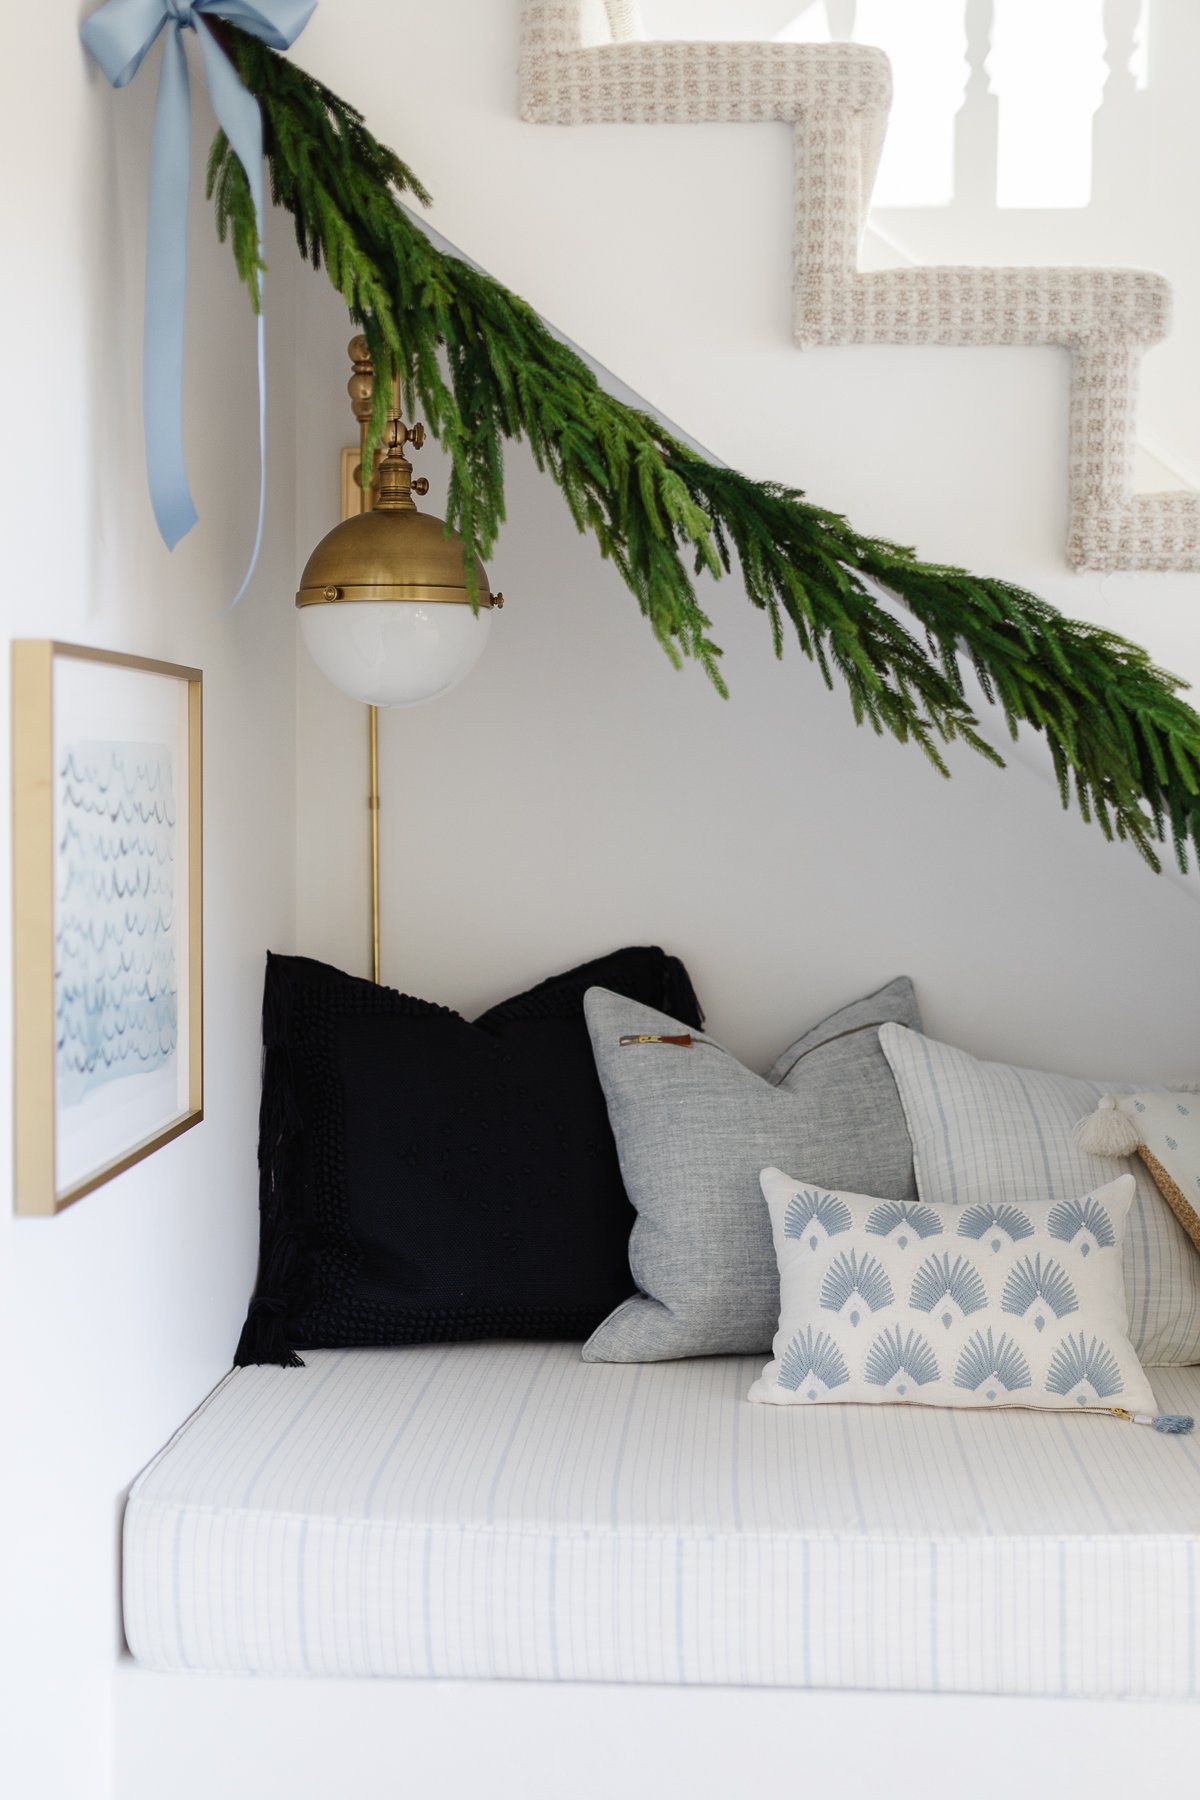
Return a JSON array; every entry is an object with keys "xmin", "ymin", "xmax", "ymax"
[{"xmin": 123, "ymin": 1344, "xmax": 1200, "ymax": 1697}]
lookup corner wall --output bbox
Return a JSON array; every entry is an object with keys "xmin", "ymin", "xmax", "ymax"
[{"xmin": 0, "ymin": 25, "xmax": 297, "ymax": 1800}]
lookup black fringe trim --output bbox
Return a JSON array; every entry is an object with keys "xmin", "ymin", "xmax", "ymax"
[{"xmin": 234, "ymin": 955, "xmax": 309, "ymax": 1367}]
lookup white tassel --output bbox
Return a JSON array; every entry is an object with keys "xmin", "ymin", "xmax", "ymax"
[{"xmin": 1071, "ymin": 1095, "xmax": 1141, "ymax": 1158}]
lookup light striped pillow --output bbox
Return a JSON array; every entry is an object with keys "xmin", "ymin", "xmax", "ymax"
[{"xmin": 880, "ymin": 1025, "xmax": 1200, "ymax": 1367}]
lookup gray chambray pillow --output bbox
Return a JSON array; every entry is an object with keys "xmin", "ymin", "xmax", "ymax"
[{"xmin": 583, "ymin": 977, "xmax": 922, "ymax": 1362}]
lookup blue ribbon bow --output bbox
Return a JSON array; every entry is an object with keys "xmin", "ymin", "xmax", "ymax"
[{"xmin": 81, "ymin": 0, "xmax": 316, "ymax": 600}]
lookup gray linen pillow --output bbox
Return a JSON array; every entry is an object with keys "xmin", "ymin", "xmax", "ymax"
[{"xmin": 583, "ymin": 977, "xmax": 921, "ymax": 1362}]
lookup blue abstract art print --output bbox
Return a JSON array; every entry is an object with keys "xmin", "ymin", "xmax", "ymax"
[{"xmin": 56, "ymin": 739, "xmax": 180, "ymax": 1110}]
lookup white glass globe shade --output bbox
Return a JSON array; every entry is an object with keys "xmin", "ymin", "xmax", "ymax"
[{"xmin": 299, "ymin": 600, "xmax": 492, "ymax": 708}]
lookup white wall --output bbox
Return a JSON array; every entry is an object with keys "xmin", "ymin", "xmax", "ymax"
[
  {"xmin": 292, "ymin": 0, "xmax": 1199, "ymax": 1080},
  {"xmin": 0, "ymin": 21, "xmax": 296, "ymax": 1800},
  {"xmin": 640, "ymin": 0, "xmax": 801, "ymax": 36}
]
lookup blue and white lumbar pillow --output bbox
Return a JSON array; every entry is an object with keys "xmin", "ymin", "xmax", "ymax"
[{"xmin": 750, "ymin": 1168, "xmax": 1179, "ymax": 1427}]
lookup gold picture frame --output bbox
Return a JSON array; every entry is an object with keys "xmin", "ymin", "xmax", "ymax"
[{"xmin": 12, "ymin": 642, "xmax": 203, "ymax": 1215}]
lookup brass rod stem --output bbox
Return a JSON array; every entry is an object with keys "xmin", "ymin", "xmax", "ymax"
[
  {"xmin": 347, "ymin": 334, "xmax": 383, "ymax": 985},
  {"xmin": 362, "ymin": 405, "xmax": 381, "ymax": 985},
  {"xmin": 369, "ymin": 704, "xmax": 381, "ymax": 986}
]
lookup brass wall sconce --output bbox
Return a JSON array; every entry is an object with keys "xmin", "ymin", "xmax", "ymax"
[{"xmin": 296, "ymin": 337, "xmax": 505, "ymax": 981}]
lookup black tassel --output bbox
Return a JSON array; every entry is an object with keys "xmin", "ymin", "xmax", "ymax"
[
  {"xmin": 234, "ymin": 957, "xmax": 309, "ymax": 1368},
  {"xmin": 234, "ymin": 1295, "xmax": 304, "ymax": 1369}
]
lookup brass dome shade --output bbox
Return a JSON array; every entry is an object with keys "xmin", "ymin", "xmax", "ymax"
[
  {"xmin": 296, "ymin": 413, "xmax": 504, "ymax": 611},
  {"xmin": 297, "ymin": 506, "xmax": 497, "ymax": 606}
]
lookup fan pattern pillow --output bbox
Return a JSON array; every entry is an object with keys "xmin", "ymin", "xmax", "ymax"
[
  {"xmin": 879, "ymin": 1025, "xmax": 1200, "ymax": 1367},
  {"xmin": 1119, "ymin": 1093, "xmax": 1200, "ymax": 1255},
  {"xmin": 750, "ymin": 1168, "xmax": 1158, "ymax": 1421}
]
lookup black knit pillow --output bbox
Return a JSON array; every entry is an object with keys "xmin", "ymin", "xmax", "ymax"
[{"xmin": 234, "ymin": 948, "xmax": 704, "ymax": 1365}]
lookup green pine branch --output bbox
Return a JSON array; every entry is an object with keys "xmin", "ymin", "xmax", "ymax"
[{"xmin": 207, "ymin": 23, "xmax": 1200, "ymax": 874}]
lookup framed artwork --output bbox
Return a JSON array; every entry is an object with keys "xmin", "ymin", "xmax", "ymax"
[{"xmin": 11, "ymin": 643, "xmax": 203, "ymax": 1215}]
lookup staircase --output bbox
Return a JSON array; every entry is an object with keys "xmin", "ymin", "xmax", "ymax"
[{"xmin": 519, "ymin": 0, "xmax": 1199, "ymax": 573}]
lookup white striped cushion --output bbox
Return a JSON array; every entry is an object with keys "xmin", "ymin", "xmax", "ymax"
[
  {"xmin": 122, "ymin": 1344, "xmax": 1200, "ymax": 1696},
  {"xmin": 880, "ymin": 1025, "xmax": 1200, "ymax": 1366}
]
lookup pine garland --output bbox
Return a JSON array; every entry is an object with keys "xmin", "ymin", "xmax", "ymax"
[{"xmin": 207, "ymin": 23, "xmax": 1200, "ymax": 874}]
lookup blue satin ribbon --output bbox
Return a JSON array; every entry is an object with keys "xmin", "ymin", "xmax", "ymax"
[{"xmin": 81, "ymin": 0, "xmax": 316, "ymax": 599}]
